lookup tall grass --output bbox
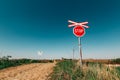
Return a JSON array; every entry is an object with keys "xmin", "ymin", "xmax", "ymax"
[{"xmin": 50, "ymin": 60, "xmax": 120, "ymax": 80}]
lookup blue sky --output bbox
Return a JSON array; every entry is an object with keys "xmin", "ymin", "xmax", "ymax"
[{"xmin": 0, "ymin": 0, "xmax": 120, "ymax": 59}]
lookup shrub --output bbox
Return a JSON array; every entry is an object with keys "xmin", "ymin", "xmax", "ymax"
[{"xmin": 112, "ymin": 58, "xmax": 120, "ymax": 64}]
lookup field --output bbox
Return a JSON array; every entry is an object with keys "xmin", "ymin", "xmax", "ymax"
[
  {"xmin": 0, "ymin": 63, "xmax": 55, "ymax": 80},
  {"xmin": 0, "ymin": 56, "xmax": 55, "ymax": 80},
  {"xmin": 50, "ymin": 60, "xmax": 120, "ymax": 80},
  {"xmin": 0, "ymin": 57, "xmax": 120, "ymax": 80}
]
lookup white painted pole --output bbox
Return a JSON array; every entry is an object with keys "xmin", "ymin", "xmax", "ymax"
[{"xmin": 78, "ymin": 37, "xmax": 82, "ymax": 66}]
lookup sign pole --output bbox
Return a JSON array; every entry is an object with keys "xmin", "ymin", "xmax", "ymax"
[
  {"xmin": 78, "ymin": 37, "xmax": 82, "ymax": 67},
  {"xmin": 73, "ymin": 48, "xmax": 75, "ymax": 60},
  {"xmin": 68, "ymin": 20, "xmax": 89, "ymax": 67}
]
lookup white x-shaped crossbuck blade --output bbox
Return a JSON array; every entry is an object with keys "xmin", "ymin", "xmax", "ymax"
[{"xmin": 68, "ymin": 20, "xmax": 89, "ymax": 28}]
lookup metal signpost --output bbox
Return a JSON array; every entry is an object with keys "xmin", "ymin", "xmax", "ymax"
[
  {"xmin": 68, "ymin": 20, "xmax": 89, "ymax": 67},
  {"xmin": 73, "ymin": 48, "xmax": 75, "ymax": 60}
]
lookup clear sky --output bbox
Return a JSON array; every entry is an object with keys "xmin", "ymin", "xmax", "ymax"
[{"xmin": 0, "ymin": 0, "xmax": 120, "ymax": 59}]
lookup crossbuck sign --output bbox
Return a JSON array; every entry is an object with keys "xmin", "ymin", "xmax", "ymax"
[{"xmin": 68, "ymin": 20, "xmax": 89, "ymax": 67}]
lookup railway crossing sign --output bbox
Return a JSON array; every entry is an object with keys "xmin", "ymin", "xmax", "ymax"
[{"xmin": 68, "ymin": 20, "xmax": 89, "ymax": 67}]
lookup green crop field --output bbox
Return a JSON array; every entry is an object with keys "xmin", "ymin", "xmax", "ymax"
[{"xmin": 49, "ymin": 60, "xmax": 120, "ymax": 80}]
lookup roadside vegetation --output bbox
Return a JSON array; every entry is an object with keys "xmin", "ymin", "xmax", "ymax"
[
  {"xmin": 50, "ymin": 60, "xmax": 120, "ymax": 80},
  {"xmin": 0, "ymin": 56, "xmax": 53, "ymax": 70},
  {"xmin": 111, "ymin": 58, "xmax": 120, "ymax": 64},
  {"xmin": 1, "ymin": 56, "xmax": 120, "ymax": 79}
]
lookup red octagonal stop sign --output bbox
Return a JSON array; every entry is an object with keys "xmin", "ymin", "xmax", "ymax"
[{"xmin": 73, "ymin": 26, "xmax": 85, "ymax": 37}]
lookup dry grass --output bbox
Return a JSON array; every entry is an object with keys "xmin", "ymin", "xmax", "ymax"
[
  {"xmin": 50, "ymin": 60, "xmax": 120, "ymax": 80},
  {"xmin": 82, "ymin": 63, "xmax": 120, "ymax": 80}
]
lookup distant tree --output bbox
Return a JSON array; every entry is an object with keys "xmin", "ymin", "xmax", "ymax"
[
  {"xmin": 7, "ymin": 55, "xmax": 12, "ymax": 59},
  {"xmin": 2, "ymin": 55, "xmax": 12, "ymax": 60}
]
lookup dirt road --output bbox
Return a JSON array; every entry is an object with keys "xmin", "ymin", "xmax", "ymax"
[{"xmin": 0, "ymin": 63, "xmax": 55, "ymax": 80}]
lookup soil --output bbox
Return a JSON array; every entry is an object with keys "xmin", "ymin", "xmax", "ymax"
[{"xmin": 0, "ymin": 63, "xmax": 55, "ymax": 80}]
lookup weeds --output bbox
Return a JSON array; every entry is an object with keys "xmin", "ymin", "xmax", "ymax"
[{"xmin": 50, "ymin": 60, "xmax": 120, "ymax": 80}]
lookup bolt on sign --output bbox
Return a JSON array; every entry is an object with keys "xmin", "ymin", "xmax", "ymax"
[{"xmin": 68, "ymin": 20, "xmax": 89, "ymax": 67}]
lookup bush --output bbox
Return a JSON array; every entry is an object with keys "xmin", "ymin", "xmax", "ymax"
[
  {"xmin": 112, "ymin": 58, "xmax": 120, "ymax": 64},
  {"xmin": 0, "ymin": 56, "xmax": 41, "ymax": 70},
  {"xmin": 0, "ymin": 56, "xmax": 54, "ymax": 70}
]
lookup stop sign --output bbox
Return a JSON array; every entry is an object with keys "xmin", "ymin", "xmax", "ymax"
[{"xmin": 73, "ymin": 26, "xmax": 85, "ymax": 37}]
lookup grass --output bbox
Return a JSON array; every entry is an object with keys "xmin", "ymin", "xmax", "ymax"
[
  {"xmin": 116, "ymin": 67, "xmax": 120, "ymax": 76},
  {"xmin": 0, "ymin": 58, "xmax": 39, "ymax": 69},
  {"xmin": 0, "ymin": 56, "xmax": 53, "ymax": 70},
  {"xmin": 49, "ymin": 60, "xmax": 120, "ymax": 80},
  {"xmin": 49, "ymin": 60, "xmax": 76, "ymax": 80}
]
